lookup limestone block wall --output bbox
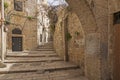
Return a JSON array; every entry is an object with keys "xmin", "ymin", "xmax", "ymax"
[
  {"xmin": 54, "ymin": 0, "xmax": 110, "ymax": 79},
  {"xmin": 67, "ymin": 12, "xmax": 85, "ymax": 72},
  {"xmin": 53, "ymin": 8, "xmax": 66, "ymax": 59},
  {"xmin": 23, "ymin": 20, "xmax": 38, "ymax": 50},
  {"xmin": 6, "ymin": 0, "xmax": 38, "ymax": 51},
  {"xmin": 65, "ymin": 1, "xmax": 107, "ymax": 79},
  {"xmin": 86, "ymin": 0, "xmax": 109, "ymax": 80},
  {"xmin": 25, "ymin": 0, "xmax": 37, "ymax": 16},
  {"xmin": 7, "ymin": 16, "xmax": 37, "ymax": 51},
  {"xmin": 53, "ymin": 8, "xmax": 85, "ymax": 73}
]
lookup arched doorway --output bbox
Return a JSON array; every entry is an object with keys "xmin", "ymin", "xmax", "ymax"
[{"xmin": 12, "ymin": 28, "xmax": 23, "ymax": 51}]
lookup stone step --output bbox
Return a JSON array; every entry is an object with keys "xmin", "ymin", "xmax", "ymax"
[
  {"xmin": 37, "ymin": 47, "xmax": 54, "ymax": 49},
  {"xmin": 6, "ymin": 53, "xmax": 58, "ymax": 57},
  {"xmin": 37, "ymin": 48, "xmax": 54, "ymax": 50},
  {"xmin": 38, "ymin": 45, "xmax": 53, "ymax": 48},
  {"xmin": 0, "ymin": 69, "xmax": 88, "ymax": 80},
  {"xmin": 0, "ymin": 61, "xmax": 79, "ymax": 74},
  {"xmin": 30, "ymin": 50, "xmax": 55, "ymax": 53},
  {"xmin": 39, "ymin": 44, "xmax": 53, "ymax": 46},
  {"xmin": 7, "ymin": 51, "xmax": 56, "ymax": 54},
  {"xmin": 37, "ymin": 46, "xmax": 53, "ymax": 48},
  {"xmin": 38, "ymin": 44, "xmax": 53, "ymax": 47},
  {"xmin": 38, "ymin": 47, "xmax": 53, "ymax": 49},
  {"xmin": 36, "ymin": 49, "xmax": 54, "ymax": 51},
  {"xmin": 4, "ymin": 57, "xmax": 63, "ymax": 63},
  {"xmin": 6, "ymin": 56, "xmax": 61, "ymax": 60}
]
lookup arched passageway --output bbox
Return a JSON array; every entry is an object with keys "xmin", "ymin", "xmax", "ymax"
[
  {"xmin": 0, "ymin": 0, "xmax": 120, "ymax": 80},
  {"xmin": 53, "ymin": 0, "xmax": 116, "ymax": 80}
]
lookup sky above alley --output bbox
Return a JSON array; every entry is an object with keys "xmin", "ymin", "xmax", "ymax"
[{"xmin": 47, "ymin": 0, "xmax": 66, "ymax": 6}]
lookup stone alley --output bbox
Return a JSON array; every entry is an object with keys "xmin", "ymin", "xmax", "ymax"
[
  {"xmin": 0, "ymin": 42, "xmax": 88, "ymax": 80},
  {"xmin": 0, "ymin": 0, "xmax": 120, "ymax": 80}
]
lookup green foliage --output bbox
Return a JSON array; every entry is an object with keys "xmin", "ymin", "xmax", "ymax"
[
  {"xmin": 67, "ymin": 6, "xmax": 72, "ymax": 11},
  {"xmin": 50, "ymin": 24, "xmax": 55, "ymax": 33},
  {"xmin": 66, "ymin": 32, "xmax": 72, "ymax": 41},
  {"xmin": 27, "ymin": 16, "xmax": 33, "ymax": 20},
  {"xmin": 75, "ymin": 31, "xmax": 80, "ymax": 36},
  {"xmin": 4, "ymin": 20, "xmax": 11, "ymax": 25},
  {"xmin": 4, "ymin": 2, "xmax": 9, "ymax": 9}
]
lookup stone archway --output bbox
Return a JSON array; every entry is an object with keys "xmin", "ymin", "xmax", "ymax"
[
  {"xmin": 53, "ymin": 0, "xmax": 101, "ymax": 79},
  {"xmin": 65, "ymin": 0, "xmax": 109, "ymax": 80},
  {"xmin": 66, "ymin": 0, "xmax": 97, "ymax": 34}
]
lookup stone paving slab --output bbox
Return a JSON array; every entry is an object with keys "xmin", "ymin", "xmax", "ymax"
[
  {"xmin": 0, "ymin": 69, "xmax": 88, "ymax": 80},
  {"xmin": 0, "ymin": 61, "xmax": 78, "ymax": 74},
  {"xmin": 4, "ymin": 57, "xmax": 63, "ymax": 63},
  {"xmin": 1, "ymin": 42, "xmax": 88, "ymax": 80},
  {"xmin": 36, "ymin": 49, "xmax": 54, "ymax": 51},
  {"xmin": 30, "ymin": 51, "xmax": 55, "ymax": 54},
  {"xmin": 6, "ymin": 53, "xmax": 57, "ymax": 57},
  {"xmin": 38, "ymin": 47, "xmax": 53, "ymax": 49},
  {"xmin": 8, "ymin": 51, "xmax": 56, "ymax": 54},
  {"xmin": 6, "ymin": 56, "xmax": 62, "ymax": 61},
  {"xmin": 37, "ymin": 47, "xmax": 54, "ymax": 50}
]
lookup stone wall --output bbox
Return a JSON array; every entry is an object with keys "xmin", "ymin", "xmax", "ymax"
[
  {"xmin": 5, "ymin": 0, "xmax": 38, "ymax": 51},
  {"xmin": 53, "ymin": 7, "xmax": 85, "ymax": 73},
  {"xmin": 67, "ymin": 12, "xmax": 85, "ymax": 72},
  {"xmin": 53, "ymin": 0, "xmax": 113, "ymax": 80},
  {"xmin": 86, "ymin": 0, "xmax": 109, "ymax": 80},
  {"xmin": 53, "ymin": 8, "xmax": 66, "ymax": 59},
  {"xmin": 7, "ymin": 17, "xmax": 37, "ymax": 51}
]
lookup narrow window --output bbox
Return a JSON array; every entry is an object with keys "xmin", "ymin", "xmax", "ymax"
[
  {"xmin": 14, "ymin": 0, "xmax": 23, "ymax": 11},
  {"xmin": 114, "ymin": 11, "xmax": 120, "ymax": 24}
]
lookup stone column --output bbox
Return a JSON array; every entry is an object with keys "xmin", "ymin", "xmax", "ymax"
[{"xmin": 85, "ymin": 33, "xmax": 101, "ymax": 80}]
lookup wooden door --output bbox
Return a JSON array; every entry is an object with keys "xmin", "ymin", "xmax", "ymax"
[{"xmin": 114, "ymin": 24, "xmax": 120, "ymax": 80}]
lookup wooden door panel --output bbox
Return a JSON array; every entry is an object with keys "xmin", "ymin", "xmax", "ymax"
[{"xmin": 114, "ymin": 25, "xmax": 120, "ymax": 80}]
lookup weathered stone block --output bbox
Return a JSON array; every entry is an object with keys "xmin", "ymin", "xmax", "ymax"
[{"xmin": 85, "ymin": 33, "xmax": 101, "ymax": 80}]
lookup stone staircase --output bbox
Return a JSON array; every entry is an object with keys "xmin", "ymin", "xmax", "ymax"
[
  {"xmin": 0, "ymin": 42, "xmax": 88, "ymax": 80},
  {"xmin": 5, "ymin": 42, "xmax": 60, "ymax": 63}
]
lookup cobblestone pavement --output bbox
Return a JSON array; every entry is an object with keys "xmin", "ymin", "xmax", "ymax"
[{"xmin": 0, "ymin": 43, "xmax": 88, "ymax": 80}]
